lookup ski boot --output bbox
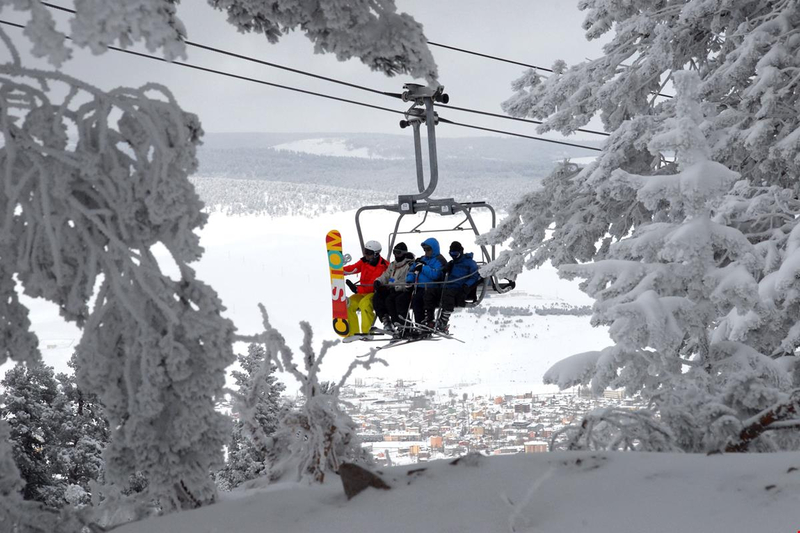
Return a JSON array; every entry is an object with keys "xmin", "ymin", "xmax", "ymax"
[{"xmin": 381, "ymin": 316, "xmax": 396, "ymax": 334}]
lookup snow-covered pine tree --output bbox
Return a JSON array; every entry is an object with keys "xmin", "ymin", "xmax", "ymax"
[
  {"xmin": 1, "ymin": 358, "xmax": 108, "ymax": 511},
  {"xmin": 244, "ymin": 306, "xmax": 377, "ymax": 484},
  {"xmin": 486, "ymin": 0, "xmax": 800, "ymax": 278},
  {"xmin": 554, "ymin": 72, "xmax": 793, "ymax": 451},
  {"xmin": 51, "ymin": 356, "xmax": 109, "ymax": 509},
  {"xmin": 216, "ymin": 343, "xmax": 285, "ymax": 491},
  {"xmin": 482, "ymin": 0, "xmax": 800, "ymax": 451},
  {"xmin": 1, "ymin": 0, "xmax": 435, "ymax": 521},
  {"xmin": 1, "ymin": 362, "xmax": 63, "ymax": 508},
  {"xmin": 0, "ymin": 416, "xmax": 63, "ymax": 533}
]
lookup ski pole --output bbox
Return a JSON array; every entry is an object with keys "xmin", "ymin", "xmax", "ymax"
[
  {"xmin": 401, "ymin": 271, "xmax": 420, "ymax": 336},
  {"xmin": 435, "ymin": 272, "xmax": 449, "ymax": 325}
]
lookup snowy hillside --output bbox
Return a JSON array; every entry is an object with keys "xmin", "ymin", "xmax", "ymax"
[
  {"xmin": 193, "ymin": 133, "xmax": 602, "ymax": 208},
  {"xmin": 116, "ymin": 451, "xmax": 800, "ymax": 533},
  {"xmin": 15, "ymin": 203, "xmax": 606, "ymax": 396},
  {"xmin": 272, "ymin": 138, "xmax": 402, "ymax": 159}
]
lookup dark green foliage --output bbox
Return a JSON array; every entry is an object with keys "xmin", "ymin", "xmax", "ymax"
[
  {"xmin": 216, "ymin": 344, "xmax": 285, "ymax": 491},
  {"xmin": 1, "ymin": 356, "xmax": 108, "ymax": 509}
]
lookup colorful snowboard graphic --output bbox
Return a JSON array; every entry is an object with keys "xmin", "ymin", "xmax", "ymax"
[{"xmin": 326, "ymin": 230, "xmax": 350, "ymax": 337}]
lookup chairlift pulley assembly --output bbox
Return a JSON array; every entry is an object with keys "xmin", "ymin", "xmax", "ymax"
[{"xmin": 355, "ymin": 84, "xmax": 515, "ymax": 306}]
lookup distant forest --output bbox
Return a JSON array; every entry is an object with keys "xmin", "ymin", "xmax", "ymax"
[{"xmin": 192, "ymin": 133, "xmax": 603, "ymax": 213}]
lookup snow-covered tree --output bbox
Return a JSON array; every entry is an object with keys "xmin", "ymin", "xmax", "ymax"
[
  {"xmin": 1, "ymin": 362, "xmax": 61, "ymax": 507},
  {"xmin": 52, "ymin": 357, "xmax": 109, "ymax": 509},
  {"xmin": 243, "ymin": 305, "xmax": 379, "ymax": 484},
  {"xmin": 1, "ymin": 0, "xmax": 435, "ymax": 522},
  {"xmin": 482, "ymin": 1, "xmax": 800, "ymax": 452},
  {"xmin": 210, "ymin": 0, "xmax": 438, "ymax": 82},
  {"xmin": 487, "ymin": 0, "xmax": 800, "ymax": 276},
  {"xmin": 216, "ymin": 343, "xmax": 285, "ymax": 491},
  {"xmin": 1, "ymin": 358, "xmax": 108, "ymax": 511}
]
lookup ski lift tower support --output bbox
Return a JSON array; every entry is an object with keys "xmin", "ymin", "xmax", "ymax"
[{"xmin": 354, "ymin": 84, "xmax": 515, "ymax": 299}]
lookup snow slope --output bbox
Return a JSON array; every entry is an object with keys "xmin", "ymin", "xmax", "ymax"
[
  {"xmin": 170, "ymin": 208, "xmax": 607, "ymax": 396},
  {"xmin": 117, "ymin": 450, "xmax": 800, "ymax": 533},
  {"xmin": 13, "ymin": 207, "xmax": 608, "ymax": 397}
]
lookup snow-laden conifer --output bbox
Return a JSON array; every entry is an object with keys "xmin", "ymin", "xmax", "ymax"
[
  {"xmin": 482, "ymin": 1, "xmax": 800, "ymax": 452},
  {"xmin": 1, "ymin": 358, "xmax": 108, "ymax": 512},
  {"xmin": 242, "ymin": 305, "xmax": 380, "ymax": 484},
  {"xmin": 486, "ymin": 0, "xmax": 800, "ymax": 278},
  {"xmin": 1, "ymin": 362, "xmax": 61, "ymax": 507},
  {"xmin": 216, "ymin": 343, "xmax": 285, "ymax": 491},
  {"xmin": 553, "ymin": 73, "xmax": 794, "ymax": 451}
]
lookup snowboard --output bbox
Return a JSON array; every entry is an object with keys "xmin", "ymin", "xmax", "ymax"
[{"xmin": 326, "ymin": 230, "xmax": 350, "ymax": 337}]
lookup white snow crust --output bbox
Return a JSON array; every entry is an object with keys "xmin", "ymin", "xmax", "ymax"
[{"xmin": 117, "ymin": 451, "xmax": 800, "ymax": 533}]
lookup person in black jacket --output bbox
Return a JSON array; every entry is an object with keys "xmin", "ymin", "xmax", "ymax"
[{"xmin": 435, "ymin": 241, "xmax": 480, "ymax": 333}]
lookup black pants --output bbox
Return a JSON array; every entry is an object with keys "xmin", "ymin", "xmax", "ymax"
[
  {"xmin": 439, "ymin": 286, "xmax": 470, "ymax": 326},
  {"xmin": 395, "ymin": 287, "xmax": 439, "ymax": 324},
  {"xmin": 373, "ymin": 287, "xmax": 404, "ymax": 324},
  {"xmin": 395, "ymin": 288, "xmax": 423, "ymax": 324}
]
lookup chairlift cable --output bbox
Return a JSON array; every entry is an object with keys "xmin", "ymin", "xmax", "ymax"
[
  {"xmin": 426, "ymin": 40, "xmax": 553, "ymax": 72},
  {"xmin": 437, "ymin": 104, "xmax": 610, "ymax": 137},
  {"xmin": 36, "ymin": 2, "xmax": 654, "ymax": 130},
  {"xmin": 427, "ymin": 40, "xmax": 673, "ymax": 99},
  {"xmin": 438, "ymin": 118, "xmax": 603, "ymax": 152},
  {"xmin": 40, "ymin": 2, "xmax": 399, "ymax": 99},
  {"xmin": 0, "ymin": 19, "xmax": 405, "ymax": 117},
  {"xmin": 0, "ymin": 19, "xmax": 603, "ymax": 152}
]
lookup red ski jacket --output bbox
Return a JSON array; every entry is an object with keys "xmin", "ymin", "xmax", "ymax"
[{"xmin": 344, "ymin": 257, "xmax": 389, "ymax": 294}]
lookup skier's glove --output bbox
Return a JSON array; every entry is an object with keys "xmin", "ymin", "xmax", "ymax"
[
  {"xmin": 443, "ymin": 262, "xmax": 454, "ymax": 274},
  {"xmin": 413, "ymin": 263, "xmax": 424, "ymax": 274},
  {"xmin": 346, "ymin": 280, "xmax": 359, "ymax": 294},
  {"xmin": 373, "ymin": 280, "xmax": 382, "ymax": 288}
]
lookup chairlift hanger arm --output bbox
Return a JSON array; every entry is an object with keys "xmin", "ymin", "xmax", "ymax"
[{"xmin": 353, "ymin": 84, "xmax": 514, "ymax": 301}]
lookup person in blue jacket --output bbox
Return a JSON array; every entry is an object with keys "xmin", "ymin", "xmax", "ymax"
[
  {"xmin": 396, "ymin": 237, "xmax": 447, "ymax": 330},
  {"xmin": 435, "ymin": 241, "xmax": 480, "ymax": 333}
]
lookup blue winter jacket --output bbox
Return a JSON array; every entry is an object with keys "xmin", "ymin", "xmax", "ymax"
[
  {"xmin": 406, "ymin": 237, "xmax": 446, "ymax": 288},
  {"xmin": 445, "ymin": 252, "xmax": 480, "ymax": 289}
]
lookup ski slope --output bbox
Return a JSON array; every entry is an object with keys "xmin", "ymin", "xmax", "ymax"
[{"xmin": 11, "ymin": 208, "xmax": 609, "ymax": 396}]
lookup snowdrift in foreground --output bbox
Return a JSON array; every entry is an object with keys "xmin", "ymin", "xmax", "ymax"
[{"xmin": 117, "ymin": 451, "xmax": 800, "ymax": 533}]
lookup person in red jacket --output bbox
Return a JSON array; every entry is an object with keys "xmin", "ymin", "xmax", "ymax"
[{"xmin": 343, "ymin": 240, "xmax": 389, "ymax": 336}]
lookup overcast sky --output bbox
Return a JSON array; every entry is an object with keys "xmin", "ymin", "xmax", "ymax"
[{"xmin": 3, "ymin": 1, "xmax": 608, "ymax": 140}]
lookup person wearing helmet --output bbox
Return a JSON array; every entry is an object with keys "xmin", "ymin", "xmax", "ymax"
[{"xmin": 343, "ymin": 239, "xmax": 389, "ymax": 336}]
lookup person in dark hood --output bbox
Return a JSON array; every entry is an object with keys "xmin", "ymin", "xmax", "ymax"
[
  {"xmin": 435, "ymin": 241, "xmax": 480, "ymax": 333},
  {"xmin": 397, "ymin": 237, "xmax": 447, "ymax": 331},
  {"xmin": 372, "ymin": 242, "xmax": 415, "ymax": 332}
]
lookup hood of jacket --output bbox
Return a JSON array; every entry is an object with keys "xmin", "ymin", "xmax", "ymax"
[{"xmin": 421, "ymin": 237, "xmax": 440, "ymax": 257}]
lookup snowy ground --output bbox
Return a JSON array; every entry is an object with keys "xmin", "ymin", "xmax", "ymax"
[
  {"xmin": 17, "ymin": 204, "xmax": 800, "ymax": 533},
  {"xmin": 14, "ymin": 208, "xmax": 609, "ymax": 397},
  {"xmin": 117, "ymin": 450, "xmax": 800, "ymax": 533}
]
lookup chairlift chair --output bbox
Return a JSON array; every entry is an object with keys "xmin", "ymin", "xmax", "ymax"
[{"xmin": 354, "ymin": 84, "xmax": 515, "ymax": 307}]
